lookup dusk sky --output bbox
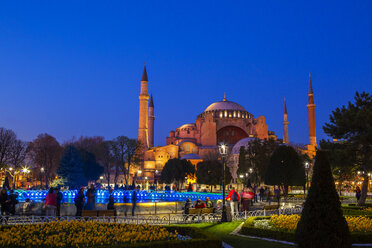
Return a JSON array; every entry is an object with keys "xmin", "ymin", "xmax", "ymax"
[{"xmin": 0, "ymin": 1, "xmax": 371, "ymax": 146}]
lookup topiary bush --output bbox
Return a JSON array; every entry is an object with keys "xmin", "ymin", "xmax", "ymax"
[{"xmin": 295, "ymin": 151, "xmax": 351, "ymax": 248}]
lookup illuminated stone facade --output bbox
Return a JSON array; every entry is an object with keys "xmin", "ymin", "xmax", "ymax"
[{"xmin": 137, "ymin": 66, "xmax": 317, "ymax": 182}]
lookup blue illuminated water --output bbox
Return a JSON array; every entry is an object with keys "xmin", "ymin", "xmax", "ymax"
[{"xmin": 14, "ymin": 190, "xmax": 222, "ymax": 203}]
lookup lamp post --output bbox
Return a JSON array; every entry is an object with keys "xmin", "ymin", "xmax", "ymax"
[
  {"xmin": 304, "ymin": 162, "xmax": 310, "ymax": 194},
  {"xmin": 218, "ymin": 143, "xmax": 229, "ymax": 223}
]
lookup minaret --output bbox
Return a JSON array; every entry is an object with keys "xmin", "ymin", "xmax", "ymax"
[
  {"xmin": 137, "ymin": 64, "xmax": 149, "ymax": 148},
  {"xmin": 307, "ymin": 72, "xmax": 317, "ymax": 147},
  {"xmin": 148, "ymin": 93, "xmax": 155, "ymax": 148},
  {"xmin": 283, "ymin": 98, "xmax": 289, "ymax": 144}
]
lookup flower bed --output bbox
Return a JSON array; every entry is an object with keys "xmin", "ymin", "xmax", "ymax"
[
  {"xmin": 240, "ymin": 215, "xmax": 372, "ymax": 244},
  {"xmin": 0, "ymin": 221, "xmax": 221, "ymax": 248}
]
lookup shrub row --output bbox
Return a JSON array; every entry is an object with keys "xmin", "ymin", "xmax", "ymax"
[{"xmin": 241, "ymin": 216, "xmax": 372, "ymax": 244}]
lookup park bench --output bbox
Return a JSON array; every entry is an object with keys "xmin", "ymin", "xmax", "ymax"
[
  {"xmin": 263, "ymin": 205, "xmax": 279, "ymax": 211},
  {"xmin": 188, "ymin": 207, "xmax": 214, "ymax": 215},
  {"xmin": 82, "ymin": 210, "xmax": 116, "ymax": 217}
]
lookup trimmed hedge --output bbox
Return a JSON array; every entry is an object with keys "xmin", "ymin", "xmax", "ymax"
[
  {"xmin": 0, "ymin": 225, "xmax": 221, "ymax": 248},
  {"xmin": 241, "ymin": 217, "xmax": 372, "ymax": 244}
]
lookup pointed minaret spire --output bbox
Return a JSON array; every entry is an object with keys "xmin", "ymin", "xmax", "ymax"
[
  {"xmin": 138, "ymin": 63, "xmax": 149, "ymax": 149},
  {"xmin": 308, "ymin": 72, "xmax": 313, "ymax": 94},
  {"xmin": 223, "ymin": 92, "xmax": 227, "ymax": 101},
  {"xmin": 141, "ymin": 62, "xmax": 148, "ymax": 82},
  {"xmin": 283, "ymin": 98, "xmax": 289, "ymax": 144},
  {"xmin": 284, "ymin": 97, "xmax": 287, "ymax": 115},
  {"xmin": 307, "ymin": 72, "xmax": 317, "ymax": 152},
  {"xmin": 149, "ymin": 93, "xmax": 154, "ymax": 107}
]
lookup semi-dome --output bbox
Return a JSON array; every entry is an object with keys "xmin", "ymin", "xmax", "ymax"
[
  {"xmin": 204, "ymin": 100, "xmax": 246, "ymax": 112},
  {"xmin": 231, "ymin": 137, "xmax": 257, "ymax": 154}
]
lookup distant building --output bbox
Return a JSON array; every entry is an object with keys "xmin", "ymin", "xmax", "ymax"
[{"xmin": 135, "ymin": 65, "xmax": 317, "ymax": 182}]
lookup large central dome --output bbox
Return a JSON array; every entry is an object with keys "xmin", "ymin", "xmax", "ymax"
[{"xmin": 204, "ymin": 100, "xmax": 246, "ymax": 112}]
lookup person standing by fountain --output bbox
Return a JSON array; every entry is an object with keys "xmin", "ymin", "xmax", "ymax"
[
  {"xmin": 0, "ymin": 188, "xmax": 9, "ymax": 215},
  {"xmin": 107, "ymin": 189, "xmax": 115, "ymax": 210},
  {"xmin": 55, "ymin": 188, "xmax": 63, "ymax": 216},
  {"xmin": 74, "ymin": 188, "xmax": 85, "ymax": 216},
  {"xmin": 131, "ymin": 190, "xmax": 137, "ymax": 216},
  {"xmin": 44, "ymin": 188, "xmax": 57, "ymax": 216},
  {"xmin": 85, "ymin": 184, "xmax": 96, "ymax": 210}
]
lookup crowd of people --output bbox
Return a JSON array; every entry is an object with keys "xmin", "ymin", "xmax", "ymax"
[{"xmin": 225, "ymin": 186, "xmax": 282, "ymax": 216}]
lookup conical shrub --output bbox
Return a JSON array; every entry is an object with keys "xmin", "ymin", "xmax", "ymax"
[{"xmin": 295, "ymin": 150, "xmax": 351, "ymax": 248}]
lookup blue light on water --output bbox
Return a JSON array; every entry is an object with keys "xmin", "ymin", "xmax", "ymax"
[{"xmin": 13, "ymin": 189, "xmax": 222, "ymax": 203}]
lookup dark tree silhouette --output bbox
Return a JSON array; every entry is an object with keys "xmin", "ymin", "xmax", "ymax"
[
  {"xmin": 265, "ymin": 145, "xmax": 305, "ymax": 196},
  {"xmin": 323, "ymin": 91, "xmax": 372, "ymax": 205},
  {"xmin": 295, "ymin": 151, "xmax": 351, "ymax": 248},
  {"xmin": 57, "ymin": 146, "xmax": 87, "ymax": 189},
  {"xmin": 161, "ymin": 158, "xmax": 195, "ymax": 189}
]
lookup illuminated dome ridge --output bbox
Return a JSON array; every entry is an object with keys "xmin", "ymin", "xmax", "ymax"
[{"xmin": 204, "ymin": 100, "xmax": 246, "ymax": 112}]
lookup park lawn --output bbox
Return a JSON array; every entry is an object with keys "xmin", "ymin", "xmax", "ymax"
[{"xmin": 175, "ymin": 221, "xmax": 293, "ymax": 248}]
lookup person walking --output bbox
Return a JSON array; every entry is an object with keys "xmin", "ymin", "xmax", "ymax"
[
  {"xmin": 55, "ymin": 188, "xmax": 63, "ymax": 216},
  {"xmin": 253, "ymin": 185, "xmax": 258, "ymax": 203},
  {"xmin": 74, "ymin": 188, "xmax": 85, "ymax": 216},
  {"xmin": 8, "ymin": 190, "xmax": 18, "ymax": 215},
  {"xmin": 259, "ymin": 187, "xmax": 265, "ymax": 202},
  {"xmin": 240, "ymin": 187, "xmax": 250, "ymax": 212},
  {"xmin": 44, "ymin": 188, "xmax": 57, "ymax": 216},
  {"xmin": 183, "ymin": 198, "xmax": 192, "ymax": 214},
  {"xmin": 266, "ymin": 187, "xmax": 272, "ymax": 205},
  {"xmin": 226, "ymin": 187, "xmax": 240, "ymax": 217},
  {"xmin": 107, "ymin": 189, "xmax": 115, "ymax": 210},
  {"xmin": 131, "ymin": 190, "xmax": 137, "ymax": 216},
  {"xmin": 248, "ymin": 187, "xmax": 255, "ymax": 206},
  {"xmin": 0, "ymin": 188, "xmax": 9, "ymax": 215},
  {"xmin": 356, "ymin": 186, "xmax": 361, "ymax": 201},
  {"xmin": 274, "ymin": 187, "xmax": 281, "ymax": 205},
  {"xmin": 85, "ymin": 184, "xmax": 96, "ymax": 210}
]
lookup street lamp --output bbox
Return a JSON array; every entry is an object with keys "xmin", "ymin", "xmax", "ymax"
[
  {"xmin": 218, "ymin": 143, "xmax": 229, "ymax": 223},
  {"xmin": 305, "ymin": 162, "xmax": 310, "ymax": 194}
]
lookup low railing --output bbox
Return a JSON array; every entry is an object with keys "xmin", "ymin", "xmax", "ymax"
[{"xmin": 0, "ymin": 206, "xmax": 303, "ymax": 226}]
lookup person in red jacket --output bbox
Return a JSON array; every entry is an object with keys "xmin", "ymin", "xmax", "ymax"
[
  {"xmin": 194, "ymin": 199, "xmax": 206, "ymax": 209},
  {"xmin": 44, "ymin": 187, "xmax": 57, "ymax": 216},
  {"xmin": 226, "ymin": 187, "xmax": 240, "ymax": 217}
]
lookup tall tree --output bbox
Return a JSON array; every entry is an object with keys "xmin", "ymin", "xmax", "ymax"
[
  {"xmin": 79, "ymin": 149, "xmax": 104, "ymax": 182},
  {"xmin": 323, "ymin": 91, "xmax": 372, "ymax": 205},
  {"xmin": 57, "ymin": 146, "xmax": 87, "ymax": 189},
  {"xmin": 111, "ymin": 136, "xmax": 141, "ymax": 185},
  {"xmin": 72, "ymin": 136, "xmax": 104, "ymax": 159},
  {"xmin": 161, "ymin": 158, "xmax": 195, "ymax": 189},
  {"xmin": 29, "ymin": 134, "xmax": 62, "ymax": 186},
  {"xmin": 0, "ymin": 127, "xmax": 17, "ymax": 168},
  {"xmin": 96, "ymin": 141, "xmax": 115, "ymax": 186},
  {"xmin": 265, "ymin": 145, "xmax": 305, "ymax": 196},
  {"xmin": 196, "ymin": 160, "xmax": 221, "ymax": 192},
  {"xmin": 320, "ymin": 140, "xmax": 357, "ymax": 194},
  {"xmin": 237, "ymin": 139, "xmax": 278, "ymax": 184},
  {"xmin": 295, "ymin": 151, "xmax": 351, "ymax": 248},
  {"xmin": 8, "ymin": 139, "xmax": 28, "ymax": 187}
]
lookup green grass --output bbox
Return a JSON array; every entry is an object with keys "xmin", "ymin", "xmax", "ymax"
[{"xmin": 174, "ymin": 221, "xmax": 293, "ymax": 248}]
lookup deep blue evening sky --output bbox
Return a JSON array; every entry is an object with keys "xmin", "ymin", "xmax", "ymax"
[{"xmin": 0, "ymin": 1, "xmax": 371, "ymax": 146}]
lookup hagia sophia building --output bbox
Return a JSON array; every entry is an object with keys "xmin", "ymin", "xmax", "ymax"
[{"xmin": 135, "ymin": 65, "xmax": 317, "ymax": 183}]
